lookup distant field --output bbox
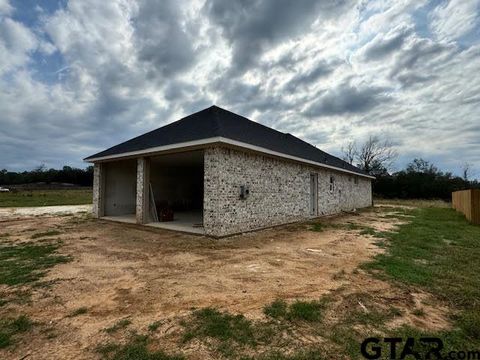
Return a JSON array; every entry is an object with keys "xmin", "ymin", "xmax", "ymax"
[
  {"xmin": 0, "ymin": 189, "xmax": 92, "ymax": 207},
  {"xmin": 374, "ymin": 198, "xmax": 451, "ymax": 208}
]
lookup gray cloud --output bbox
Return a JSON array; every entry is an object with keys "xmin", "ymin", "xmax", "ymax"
[
  {"xmin": 164, "ymin": 80, "xmax": 197, "ymax": 101},
  {"xmin": 0, "ymin": 0, "xmax": 479, "ymax": 178},
  {"xmin": 210, "ymin": 76, "xmax": 293, "ymax": 119},
  {"xmin": 396, "ymin": 73, "xmax": 437, "ymax": 87},
  {"xmin": 283, "ymin": 60, "xmax": 339, "ymax": 92},
  {"xmin": 134, "ymin": 0, "xmax": 197, "ymax": 77},
  {"xmin": 204, "ymin": 0, "xmax": 352, "ymax": 74},
  {"xmin": 303, "ymin": 83, "xmax": 391, "ymax": 117},
  {"xmin": 390, "ymin": 37, "xmax": 454, "ymax": 77},
  {"xmin": 362, "ymin": 25, "xmax": 412, "ymax": 61}
]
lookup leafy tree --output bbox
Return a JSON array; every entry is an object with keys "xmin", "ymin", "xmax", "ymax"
[
  {"xmin": 0, "ymin": 166, "xmax": 93, "ymax": 187},
  {"xmin": 374, "ymin": 158, "xmax": 478, "ymax": 200}
]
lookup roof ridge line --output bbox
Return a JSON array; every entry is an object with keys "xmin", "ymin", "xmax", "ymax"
[
  {"xmin": 211, "ymin": 106, "xmax": 223, "ymax": 137},
  {"xmin": 213, "ymin": 105, "xmax": 291, "ymax": 137}
]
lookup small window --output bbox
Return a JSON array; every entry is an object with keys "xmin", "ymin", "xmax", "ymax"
[
  {"xmin": 329, "ymin": 176, "xmax": 335, "ymax": 193},
  {"xmin": 354, "ymin": 176, "xmax": 359, "ymax": 185}
]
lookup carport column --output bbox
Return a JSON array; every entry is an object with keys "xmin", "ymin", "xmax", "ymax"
[
  {"xmin": 136, "ymin": 157, "xmax": 150, "ymax": 224},
  {"xmin": 92, "ymin": 163, "xmax": 105, "ymax": 218}
]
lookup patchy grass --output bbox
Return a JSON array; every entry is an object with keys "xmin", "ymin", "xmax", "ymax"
[
  {"xmin": 96, "ymin": 343, "xmax": 121, "ymax": 357},
  {"xmin": 412, "ymin": 308, "xmax": 425, "ymax": 317},
  {"xmin": 264, "ymin": 299, "xmax": 327, "ymax": 322},
  {"xmin": 310, "ymin": 223, "xmax": 326, "ymax": 232},
  {"xmin": 347, "ymin": 305, "xmax": 400, "ymax": 326},
  {"xmin": 62, "ymin": 212, "xmax": 92, "ymax": 227},
  {"xmin": 263, "ymin": 299, "xmax": 288, "ymax": 319},
  {"xmin": 181, "ymin": 307, "xmax": 282, "ymax": 358},
  {"xmin": 147, "ymin": 321, "xmax": 161, "ymax": 332},
  {"xmin": 0, "ymin": 289, "xmax": 32, "ymax": 308},
  {"xmin": 98, "ymin": 328, "xmax": 325, "ymax": 360},
  {"xmin": 0, "ymin": 189, "xmax": 92, "ymax": 207},
  {"xmin": 364, "ymin": 208, "xmax": 480, "ymax": 294},
  {"xmin": 245, "ymin": 349, "xmax": 326, "ymax": 360},
  {"xmin": 31, "ymin": 204, "xmax": 480, "ymax": 359},
  {"xmin": 378, "ymin": 207, "xmax": 416, "ymax": 222},
  {"xmin": 31, "ymin": 230, "xmax": 62, "ymax": 239},
  {"xmin": 374, "ymin": 198, "xmax": 450, "ymax": 208},
  {"xmin": 2, "ymin": 202, "xmax": 479, "ymax": 359},
  {"xmin": 310, "ymin": 219, "xmax": 392, "ymax": 241},
  {"xmin": 357, "ymin": 227, "xmax": 391, "ymax": 238},
  {"xmin": 269, "ymin": 206, "xmax": 480, "ymax": 358},
  {"xmin": 0, "ymin": 315, "xmax": 33, "ymax": 348},
  {"xmin": 97, "ymin": 334, "xmax": 185, "ymax": 360},
  {"xmin": 362, "ymin": 207, "xmax": 480, "ymax": 354},
  {"xmin": 0, "ymin": 240, "xmax": 71, "ymax": 286},
  {"xmin": 300, "ymin": 206, "xmax": 480, "ymax": 358},
  {"xmin": 182, "ymin": 308, "xmax": 257, "ymax": 346},
  {"xmin": 310, "ymin": 221, "xmax": 379, "ymax": 235},
  {"xmin": 105, "ymin": 318, "xmax": 132, "ymax": 334},
  {"xmin": 67, "ymin": 307, "xmax": 88, "ymax": 317},
  {"xmin": 287, "ymin": 300, "xmax": 325, "ymax": 322}
]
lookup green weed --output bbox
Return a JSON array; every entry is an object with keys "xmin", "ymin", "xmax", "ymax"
[
  {"xmin": 68, "ymin": 307, "xmax": 88, "ymax": 317},
  {"xmin": 263, "ymin": 299, "xmax": 288, "ymax": 319},
  {"xmin": 105, "ymin": 318, "xmax": 132, "ymax": 334},
  {"xmin": 0, "ymin": 241, "xmax": 71, "ymax": 286},
  {"xmin": 148, "ymin": 321, "xmax": 161, "ymax": 332},
  {"xmin": 31, "ymin": 230, "xmax": 62, "ymax": 239},
  {"xmin": 96, "ymin": 334, "xmax": 185, "ymax": 360},
  {"xmin": 0, "ymin": 315, "xmax": 33, "ymax": 348}
]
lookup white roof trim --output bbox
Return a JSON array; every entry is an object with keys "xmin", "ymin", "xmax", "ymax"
[
  {"xmin": 85, "ymin": 137, "xmax": 221, "ymax": 162},
  {"xmin": 85, "ymin": 136, "xmax": 375, "ymax": 179},
  {"xmin": 221, "ymin": 138, "xmax": 375, "ymax": 179}
]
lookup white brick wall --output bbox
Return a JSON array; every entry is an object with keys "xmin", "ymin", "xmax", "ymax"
[
  {"xmin": 203, "ymin": 146, "xmax": 372, "ymax": 236},
  {"xmin": 136, "ymin": 157, "xmax": 150, "ymax": 224},
  {"xmin": 92, "ymin": 163, "xmax": 104, "ymax": 218}
]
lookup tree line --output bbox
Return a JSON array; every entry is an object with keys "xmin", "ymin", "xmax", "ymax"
[
  {"xmin": 343, "ymin": 137, "xmax": 479, "ymax": 201},
  {"xmin": 1, "ymin": 140, "xmax": 478, "ymax": 200},
  {"xmin": 0, "ymin": 165, "xmax": 93, "ymax": 187}
]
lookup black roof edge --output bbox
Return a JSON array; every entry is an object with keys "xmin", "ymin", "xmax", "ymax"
[{"xmin": 83, "ymin": 105, "xmax": 373, "ymax": 178}]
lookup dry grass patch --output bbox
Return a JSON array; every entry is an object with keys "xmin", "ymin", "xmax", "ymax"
[{"xmin": 0, "ymin": 204, "xmax": 473, "ymax": 359}]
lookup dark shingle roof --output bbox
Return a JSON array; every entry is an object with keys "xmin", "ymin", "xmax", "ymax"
[{"xmin": 85, "ymin": 105, "xmax": 369, "ymax": 177}]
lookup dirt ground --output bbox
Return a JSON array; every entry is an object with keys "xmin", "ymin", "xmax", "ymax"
[
  {"xmin": 0, "ymin": 206, "xmax": 450, "ymax": 359},
  {"xmin": 0, "ymin": 204, "xmax": 91, "ymax": 220}
]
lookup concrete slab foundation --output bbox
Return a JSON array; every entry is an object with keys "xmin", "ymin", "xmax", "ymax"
[{"xmin": 102, "ymin": 210, "xmax": 204, "ymax": 235}]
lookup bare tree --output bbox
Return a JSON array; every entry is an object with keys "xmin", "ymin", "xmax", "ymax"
[
  {"xmin": 356, "ymin": 136, "xmax": 397, "ymax": 175},
  {"xmin": 341, "ymin": 141, "xmax": 357, "ymax": 165},
  {"xmin": 462, "ymin": 162, "xmax": 473, "ymax": 182}
]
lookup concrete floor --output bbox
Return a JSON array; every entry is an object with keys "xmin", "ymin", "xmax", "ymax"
[
  {"xmin": 102, "ymin": 214, "xmax": 136, "ymax": 224},
  {"xmin": 102, "ymin": 211, "xmax": 204, "ymax": 235}
]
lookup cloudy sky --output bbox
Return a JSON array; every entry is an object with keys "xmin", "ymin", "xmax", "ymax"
[{"xmin": 1, "ymin": 0, "xmax": 479, "ymax": 177}]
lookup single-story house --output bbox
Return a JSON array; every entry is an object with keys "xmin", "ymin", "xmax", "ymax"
[{"xmin": 84, "ymin": 105, "xmax": 373, "ymax": 237}]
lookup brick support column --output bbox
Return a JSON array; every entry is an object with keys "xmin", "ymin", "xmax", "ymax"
[
  {"xmin": 92, "ymin": 163, "xmax": 105, "ymax": 218},
  {"xmin": 136, "ymin": 157, "xmax": 150, "ymax": 224}
]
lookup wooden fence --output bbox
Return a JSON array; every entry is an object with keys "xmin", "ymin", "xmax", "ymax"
[{"xmin": 452, "ymin": 189, "xmax": 480, "ymax": 225}]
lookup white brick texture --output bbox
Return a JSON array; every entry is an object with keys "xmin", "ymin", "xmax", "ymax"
[{"xmin": 203, "ymin": 146, "xmax": 371, "ymax": 236}]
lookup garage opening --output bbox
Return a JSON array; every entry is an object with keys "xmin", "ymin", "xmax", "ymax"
[
  {"xmin": 103, "ymin": 159, "xmax": 137, "ymax": 222},
  {"xmin": 148, "ymin": 150, "xmax": 204, "ymax": 234}
]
